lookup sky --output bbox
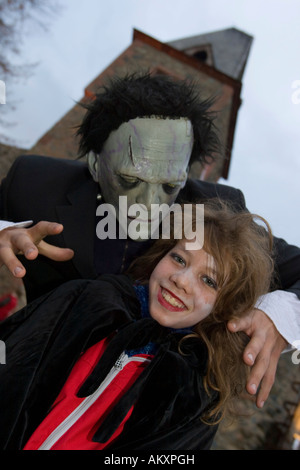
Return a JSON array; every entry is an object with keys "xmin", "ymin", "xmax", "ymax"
[{"xmin": 0, "ymin": 0, "xmax": 299, "ymax": 245}]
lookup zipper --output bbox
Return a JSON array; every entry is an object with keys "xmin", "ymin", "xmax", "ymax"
[
  {"xmin": 37, "ymin": 352, "xmax": 150, "ymax": 450},
  {"xmin": 120, "ymin": 240, "xmax": 129, "ymax": 272}
]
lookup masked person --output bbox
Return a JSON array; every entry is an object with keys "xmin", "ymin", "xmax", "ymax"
[
  {"xmin": 0, "ymin": 73, "xmax": 299, "ymax": 409},
  {"xmin": 0, "ymin": 201, "xmax": 274, "ymax": 450}
]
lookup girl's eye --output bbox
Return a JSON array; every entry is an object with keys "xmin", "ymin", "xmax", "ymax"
[
  {"xmin": 170, "ymin": 252, "xmax": 186, "ymax": 266},
  {"xmin": 202, "ymin": 276, "xmax": 218, "ymax": 290},
  {"xmin": 118, "ymin": 175, "xmax": 140, "ymax": 189}
]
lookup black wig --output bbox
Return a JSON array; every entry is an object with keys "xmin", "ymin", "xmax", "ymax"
[{"xmin": 76, "ymin": 72, "xmax": 221, "ymax": 165}]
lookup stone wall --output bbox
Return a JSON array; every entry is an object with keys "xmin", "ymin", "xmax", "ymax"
[{"xmin": 212, "ymin": 351, "xmax": 300, "ymax": 450}]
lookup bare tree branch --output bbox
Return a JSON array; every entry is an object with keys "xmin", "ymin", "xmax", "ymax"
[{"xmin": 0, "ymin": 0, "xmax": 61, "ymax": 132}]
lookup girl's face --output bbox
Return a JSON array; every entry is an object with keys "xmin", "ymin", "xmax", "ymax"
[{"xmin": 148, "ymin": 240, "xmax": 219, "ymax": 329}]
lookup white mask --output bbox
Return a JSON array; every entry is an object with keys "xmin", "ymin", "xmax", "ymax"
[{"xmin": 88, "ymin": 116, "xmax": 194, "ymax": 240}]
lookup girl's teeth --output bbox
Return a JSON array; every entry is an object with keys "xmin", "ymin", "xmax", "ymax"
[{"xmin": 162, "ymin": 288, "xmax": 185, "ymax": 308}]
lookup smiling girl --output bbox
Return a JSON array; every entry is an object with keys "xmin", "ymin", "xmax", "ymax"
[
  {"xmin": 128, "ymin": 199, "xmax": 274, "ymax": 424},
  {"xmin": 0, "ymin": 200, "xmax": 274, "ymax": 450}
]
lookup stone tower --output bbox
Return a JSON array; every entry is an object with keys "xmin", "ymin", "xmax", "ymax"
[{"xmin": 28, "ymin": 27, "xmax": 253, "ymax": 182}]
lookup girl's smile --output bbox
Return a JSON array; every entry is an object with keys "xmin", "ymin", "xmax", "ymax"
[{"xmin": 158, "ymin": 286, "xmax": 188, "ymax": 312}]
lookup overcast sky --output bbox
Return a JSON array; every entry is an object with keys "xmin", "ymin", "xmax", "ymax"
[{"xmin": 1, "ymin": 0, "xmax": 299, "ymax": 245}]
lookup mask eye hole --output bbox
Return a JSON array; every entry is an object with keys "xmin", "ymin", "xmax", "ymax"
[
  {"xmin": 118, "ymin": 175, "xmax": 140, "ymax": 189},
  {"xmin": 162, "ymin": 183, "xmax": 179, "ymax": 195}
]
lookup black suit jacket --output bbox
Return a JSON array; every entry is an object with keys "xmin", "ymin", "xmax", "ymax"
[{"xmin": 1, "ymin": 155, "xmax": 300, "ymax": 302}]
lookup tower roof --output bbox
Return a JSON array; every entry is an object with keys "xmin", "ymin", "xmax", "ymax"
[{"xmin": 168, "ymin": 27, "xmax": 253, "ymax": 80}]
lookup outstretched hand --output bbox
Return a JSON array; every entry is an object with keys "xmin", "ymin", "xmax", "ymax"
[
  {"xmin": 227, "ymin": 308, "xmax": 288, "ymax": 408},
  {"xmin": 0, "ymin": 221, "xmax": 74, "ymax": 277}
]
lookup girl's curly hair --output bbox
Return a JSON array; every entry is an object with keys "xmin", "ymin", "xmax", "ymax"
[{"xmin": 128, "ymin": 199, "xmax": 275, "ymax": 424}]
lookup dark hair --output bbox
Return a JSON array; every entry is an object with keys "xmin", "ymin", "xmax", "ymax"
[{"xmin": 76, "ymin": 72, "xmax": 221, "ymax": 165}]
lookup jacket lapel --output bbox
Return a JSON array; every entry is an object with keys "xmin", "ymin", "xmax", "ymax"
[{"xmin": 55, "ymin": 178, "xmax": 98, "ymax": 279}]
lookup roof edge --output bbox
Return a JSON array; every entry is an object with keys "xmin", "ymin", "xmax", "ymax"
[
  {"xmin": 132, "ymin": 28, "xmax": 242, "ymax": 179},
  {"xmin": 133, "ymin": 29, "xmax": 242, "ymax": 89}
]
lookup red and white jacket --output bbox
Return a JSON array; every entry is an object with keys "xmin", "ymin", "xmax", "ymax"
[{"xmin": 24, "ymin": 336, "xmax": 154, "ymax": 450}]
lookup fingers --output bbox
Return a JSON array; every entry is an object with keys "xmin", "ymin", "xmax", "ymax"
[
  {"xmin": 246, "ymin": 344, "xmax": 281, "ymax": 408},
  {"xmin": 0, "ymin": 221, "xmax": 74, "ymax": 277},
  {"xmin": 227, "ymin": 309, "xmax": 288, "ymax": 408},
  {"xmin": 227, "ymin": 314, "xmax": 253, "ymax": 336},
  {"xmin": 247, "ymin": 334, "xmax": 287, "ymax": 407},
  {"xmin": 254, "ymin": 362, "xmax": 277, "ymax": 408},
  {"xmin": 228, "ymin": 314, "xmax": 258, "ymax": 365},
  {"xmin": 27, "ymin": 221, "xmax": 65, "ymax": 245},
  {"xmin": 242, "ymin": 325, "xmax": 271, "ymax": 405},
  {"xmin": 38, "ymin": 240, "xmax": 74, "ymax": 262},
  {"xmin": 243, "ymin": 327, "xmax": 266, "ymax": 366},
  {"xmin": 0, "ymin": 229, "xmax": 39, "ymax": 277},
  {"xmin": 0, "ymin": 245, "xmax": 27, "ymax": 277},
  {"xmin": 245, "ymin": 350, "xmax": 272, "ymax": 407},
  {"xmin": 28, "ymin": 222, "xmax": 74, "ymax": 261}
]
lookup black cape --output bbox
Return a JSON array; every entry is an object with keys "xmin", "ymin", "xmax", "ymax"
[{"xmin": 0, "ymin": 274, "xmax": 218, "ymax": 450}]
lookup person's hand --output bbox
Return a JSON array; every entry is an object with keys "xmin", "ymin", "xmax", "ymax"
[
  {"xmin": 227, "ymin": 308, "xmax": 288, "ymax": 408},
  {"xmin": 0, "ymin": 221, "xmax": 74, "ymax": 278}
]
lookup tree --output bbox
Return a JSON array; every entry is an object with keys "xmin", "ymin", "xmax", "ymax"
[{"xmin": 0, "ymin": 0, "xmax": 60, "ymax": 133}]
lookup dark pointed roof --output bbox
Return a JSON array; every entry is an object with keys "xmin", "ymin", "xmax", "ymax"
[{"xmin": 168, "ymin": 27, "xmax": 253, "ymax": 80}]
